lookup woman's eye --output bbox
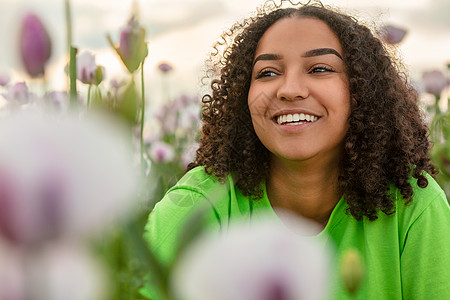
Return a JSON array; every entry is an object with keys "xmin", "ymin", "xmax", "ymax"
[
  {"xmin": 311, "ymin": 66, "xmax": 334, "ymax": 73},
  {"xmin": 255, "ymin": 70, "xmax": 277, "ymax": 79}
]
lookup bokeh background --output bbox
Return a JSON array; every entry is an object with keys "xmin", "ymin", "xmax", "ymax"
[
  {"xmin": 1, "ymin": 1, "xmax": 449, "ymax": 299},
  {"xmin": 1, "ymin": 0, "xmax": 450, "ymax": 109}
]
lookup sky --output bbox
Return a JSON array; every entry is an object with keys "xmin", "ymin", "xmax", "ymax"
[{"xmin": 1, "ymin": 0, "xmax": 449, "ymax": 108}]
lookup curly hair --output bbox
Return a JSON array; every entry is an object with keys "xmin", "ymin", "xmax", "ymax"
[{"xmin": 188, "ymin": 0, "xmax": 436, "ymax": 221}]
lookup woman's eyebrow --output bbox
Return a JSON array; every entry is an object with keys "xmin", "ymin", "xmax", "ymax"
[
  {"xmin": 303, "ymin": 48, "xmax": 343, "ymax": 60},
  {"xmin": 252, "ymin": 48, "xmax": 343, "ymax": 67},
  {"xmin": 252, "ymin": 53, "xmax": 282, "ymax": 67}
]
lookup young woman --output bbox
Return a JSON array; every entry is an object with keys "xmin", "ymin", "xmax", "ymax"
[{"xmin": 144, "ymin": 1, "xmax": 450, "ymax": 299}]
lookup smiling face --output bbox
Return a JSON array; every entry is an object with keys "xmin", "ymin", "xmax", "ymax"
[{"xmin": 248, "ymin": 16, "xmax": 350, "ymax": 167}]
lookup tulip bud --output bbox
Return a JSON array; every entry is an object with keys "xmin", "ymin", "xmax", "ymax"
[
  {"xmin": 422, "ymin": 70, "xmax": 448, "ymax": 96},
  {"xmin": 379, "ymin": 24, "xmax": 408, "ymax": 45},
  {"xmin": 19, "ymin": 13, "xmax": 52, "ymax": 78},
  {"xmin": 76, "ymin": 51, "xmax": 105, "ymax": 86},
  {"xmin": 340, "ymin": 248, "xmax": 365, "ymax": 296},
  {"xmin": 107, "ymin": 16, "xmax": 148, "ymax": 74}
]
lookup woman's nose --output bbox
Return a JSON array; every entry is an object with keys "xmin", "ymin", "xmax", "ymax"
[{"xmin": 276, "ymin": 72, "xmax": 309, "ymax": 101}]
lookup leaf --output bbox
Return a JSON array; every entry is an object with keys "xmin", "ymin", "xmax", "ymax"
[{"xmin": 117, "ymin": 79, "xmax": 140, "ymax": 124}]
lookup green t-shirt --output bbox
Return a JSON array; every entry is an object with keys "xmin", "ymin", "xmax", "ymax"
[{"xmin": 143, "ymin": 166, "xmax": 450, "ymax": 299}]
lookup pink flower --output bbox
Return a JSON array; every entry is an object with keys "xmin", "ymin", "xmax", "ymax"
[
  {"xmin": 19, "ymin": 13, "xmax": 52, "ymax": 78},
  {"xmin": 422, "ymin": 70, "xmax": 448, "ymax": 96},
  {"xmin": 149, "ymin": 141, "xmax": 175, "ymax": 163},
  {"xmin": 379, "ymin": 25, "xmax": 408, "ymax": 45},
  {"xmin": 76, "ymin": 51, "xmax": 105, "ymax": 85},
  {"xmin": 107, "ymin": 16, "xmax": 148, "ymax": 73},
  {"xmin": 158, "ymin": 62, "xmax": 173, "ymax": 73}
]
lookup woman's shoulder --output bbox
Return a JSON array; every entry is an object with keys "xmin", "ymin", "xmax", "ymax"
[
  {"xmin": 171, "ymin": 166, "xmax": 221, "ymax": 190},
  {"xmin": 166, "ymin": 166, "xmax": 231, "ymax": 200},
  {"xmin": 396, "ymin": 172, "xmax": 449, "ymax": 224}
]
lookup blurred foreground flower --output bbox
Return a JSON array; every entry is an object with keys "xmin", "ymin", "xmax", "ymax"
[
  {"xmin": 76, "ymin": 51, "xmax": 105, "ymax": 85},
  {"xmin": 379, "ymin": 24, "xmax": 407, "ymax": 45},
  {"xmin": 0, "ymin": 110, "xmax": 139, "ymax": 245},
  {"xmin": 340, "ymin": 248, "xmax": 365, "ymax": 297},
  {"xmin": 422, "ymin": 70, "xmax": 448, "ymax": 96},
  {"xmin": 0, "ymin": 238, "xmax": 107, "ymax": 300},
  {"xmin": 107, "ymin": 16, "xmax": 148, "ymax": 74},
  {"xmin": 19, "ymin": 13, "xmax": 52, "ymax": 78},
  {"xmin": 172, "ymin": 212, "xmax": 332, "ymax": 300}
]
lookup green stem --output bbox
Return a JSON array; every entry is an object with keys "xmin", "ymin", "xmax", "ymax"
[
  {"xmin": 69, "ymin": 46, "xmax": 78, "ymax": 107},
  {"xmin": 435, "ymin": 95, "xmax": 441, "ymax": 116},
  {"xmin": 87, "ymin": 84, "xmax": 92, "ymax": 107},
  {"xmin": 140, "ymin": 63, "xmax": 146, "ymax": 173}
]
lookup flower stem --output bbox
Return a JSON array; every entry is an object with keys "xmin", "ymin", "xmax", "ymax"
[
  {"xmin": 140, "ymin": 62, "xmax": 146, "ymax": 173},
  {"xmin": 87, "ymin": 84, "xmax": 92, "ymax": 107},
  {"xmin": 69, "ymin": 46, "xmax": 78, "ymax": 107}
]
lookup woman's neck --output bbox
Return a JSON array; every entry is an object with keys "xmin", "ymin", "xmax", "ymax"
[{"xmin": 266, "ymin": 157, "xmax": 342, "ymax": 227}]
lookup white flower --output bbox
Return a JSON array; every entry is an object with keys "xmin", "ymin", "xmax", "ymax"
[
  {"xmin": 149, "ymin": 141, "xmax": 175, "ymax": 163},
  {"xmin": 76, "ymin": 51, "xmax": 105, "ymax": 85},
  {"xmin": 3, "ymin": 82, "xmax": 35, "ymax": 104},
  {"xmin": 0, "ymin": 110, "xmax": 139, "ymax": 245},
  {"xmin": 0, "ymin": 238, "xmax": 24, "ymax": 299},
  {"xmin": 172, "ymin": 212, "xmax": 332, "ymax": 300},
  {"xmin": 0, "ymin": 238, "xmax": 107, "ymax": 300},
  {"xmin": 27, "ymin": 242, "xmax": 107, "ymax": 300}
]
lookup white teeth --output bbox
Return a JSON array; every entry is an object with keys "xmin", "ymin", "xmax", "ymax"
[{"xmin": 276, "ymin": 113, "xmax": 319, "ymax": 125}]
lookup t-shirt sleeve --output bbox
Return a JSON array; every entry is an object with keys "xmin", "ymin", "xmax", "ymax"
[
  {"xmin": 400, "ymin": 187, "xmax": 450, "ymax": 299},
  {"xmin": 144, "ymin": 187, "xmax": 210, "ymax": 266},
  {"xmin": 141, "ymin": 186, "xmax": 213, "ymax": 300}
]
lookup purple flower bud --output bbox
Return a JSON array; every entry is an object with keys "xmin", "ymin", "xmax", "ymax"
[
  {"xmin": 158, "ymin": 62, "xmax": 173, "ymax": 73},
  {"xmin": 107, "ymin": 16, "xmax": 148, "ymax": 73},
  {"xmin": 379, "ymin": 25, "xmax": 408, "ymax": 45},
  {"xmin": 422, "ymin": 70, "xmax": 448, "ymax": 96},
  {"xmin": 19, "ymin": 13, "xmax": 52, "ymax": 78}
]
